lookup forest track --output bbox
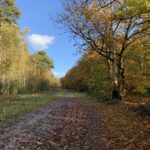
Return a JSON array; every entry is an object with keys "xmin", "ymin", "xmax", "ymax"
[{"xmin": 0, "ymin": 92, "xmax": 109, "ymax": 150}]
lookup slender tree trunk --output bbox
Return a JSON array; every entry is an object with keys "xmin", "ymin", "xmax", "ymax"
[
  {"xmin": 118, "ymin": 56, "xmax": 126, "ymax": 94},
  {"xmin": 120, "ymin": 72, "xmax": 125, "ymax": 93},
  {"xmin": 0, "ymin": 21, "xmax": 2, "ymax": 66},
  {"xmin": 2, "ymin": 74, "xmax": 5, "ymax": 94}
]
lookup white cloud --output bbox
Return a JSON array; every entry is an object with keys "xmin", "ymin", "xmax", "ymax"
[
  {"xmin": 28, "ymin": 34, "xmax": 55, "ymax": 50},
  {"xmin": 53, "ymin": 71, "xmax": 65, "ymax": 78}
]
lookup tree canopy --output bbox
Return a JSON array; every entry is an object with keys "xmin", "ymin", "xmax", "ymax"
[
  {"xmin": 60, "ymin": 0, "xmax": 150, "ymax": 100},
  {"xmin": 0, "ymin": 0, "xmax": 21, "ymax": 24}
]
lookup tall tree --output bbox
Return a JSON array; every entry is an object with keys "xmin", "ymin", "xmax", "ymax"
[
  {"xmin": 60, "ymin": 0, "xmax": 150, "ymax": 100},
  {"xmin": 29, "ymin": 51, "xmax": 54, "ymax": 92},
  {"xmin": 0, "ymin": 0, "xmax": 21, "ymax": 73}
]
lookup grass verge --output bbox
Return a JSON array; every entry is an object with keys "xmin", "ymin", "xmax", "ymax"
[{"xmin": 0, "ymin": 89, "xmax": 65, "ymax": 120}]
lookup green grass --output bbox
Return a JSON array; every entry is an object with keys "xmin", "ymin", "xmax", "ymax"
[
  {"xmin": 0, "ymin": 89, "xmax": 65, "ymax": 120},
  {"xmin": 75, "ymin": 91, "xmax": 112, "ymax": 103},
  {"xmin": 75, "ymin": 92, "xmax": 90, "ymax": 98},
  {"xmin": 77, "ymin": 91, "xmax": 122, "ymax": 105}
]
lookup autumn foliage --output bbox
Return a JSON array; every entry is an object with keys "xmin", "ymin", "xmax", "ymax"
[
  {"xmin": 60, "ymin": 0, "xmax": 150, "ymax": 100},
  {"xmin": 0, "ymin": 1, "xmax": 59, "ymax": 94}
]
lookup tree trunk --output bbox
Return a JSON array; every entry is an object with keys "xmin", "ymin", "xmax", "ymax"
[
  {"xmin": 108, "ymin": 59, "xmax": 121, "ymax": 101},
  {"xmin": 112, "ymin": 86, "xmax": 121, "ymax": 100}
]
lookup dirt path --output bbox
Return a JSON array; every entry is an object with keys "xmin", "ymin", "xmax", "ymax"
[{"xmin": 0, "ymin": 92, "xmax": 108, "ymax": 150}]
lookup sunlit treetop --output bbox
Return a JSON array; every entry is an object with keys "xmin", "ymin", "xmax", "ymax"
[{"xmin": 0, "ymin": 0, "xmax": 21, "ymax": 24}]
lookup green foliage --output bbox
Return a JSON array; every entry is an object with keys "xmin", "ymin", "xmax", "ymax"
[
  {"xmin": 31, "ymin": 51, "xmax": 54, "ymax": 70},
  {"xmin": 61, "ymin": 51, "xmax": 111, "ymax": 98},
  {"xmin": 125, "ymin": 37, "xmax": 150, "ymax": 94},
  {"xmin": 28, "ymin": 51, "xmax": 56, "ymax": 92},
  {"xmin": 0, "ymin": 0, "xmax": 21, "ymax": 24}
]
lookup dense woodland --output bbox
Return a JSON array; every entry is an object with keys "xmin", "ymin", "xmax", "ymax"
[
  {"xmin": 60, "ymin": 0, "xmax": 150, "ymax": 101},
  {"xmin": 0, "ymin": 0, "xmax": 59, "ymax": 94}
]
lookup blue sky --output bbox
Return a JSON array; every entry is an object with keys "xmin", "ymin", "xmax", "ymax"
[{"xmin": 16, "ymin": 0, "xmax": 81, "ymax": 77}]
